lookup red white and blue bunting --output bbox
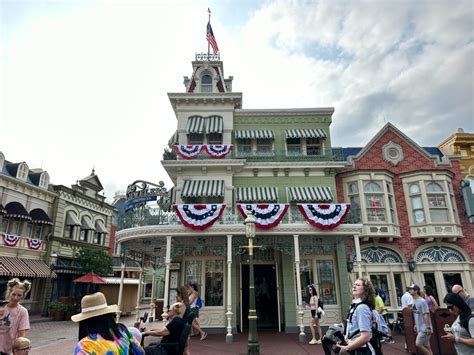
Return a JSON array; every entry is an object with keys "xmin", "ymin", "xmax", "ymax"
[
  {"xmin": 237, "ymin": 203, "xmax": 289, "ymax": 230},
  {"xmin": 27, "ymin": 238, "xmax": 43, "ymax": 250},
  {"xmin": 204, "ymin": 144, "xmax": 233, "ymax": 158},
  {"xmin": 175, "ymin": 145, "xmax": 203, "ymax": 159},
  {"xmin": 174, "ymin": 204, "xmax": 226, "ymax": 231},
  {"xmin": 297, "ymin": 203, "xmax": 351, "ymax": 230},
  {"xmin": 2, "ymin": 233, "xmax": 20, "ymax": 247}
]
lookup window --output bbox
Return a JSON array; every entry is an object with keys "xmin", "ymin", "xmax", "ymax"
[
  {"xmin": 393, "ymin": 274, "xmax": 403, "ymax": 307},
  {"xmin": 207, "ymin": 133, "xmax": 222, "ymax": 144},
  {"xmin": 256, "ymin": 139, "xmax": 272, "ymax": 153},
  {"xmin": 365, "ymin": 182, "xmax": 386, "ymax": 222},
  {"xmin": 79, "ymin": 229, "xmax": 88, "ymax": 242},
  {"xmin": 237, "ymin": 139, "xmax": 252, "ymax": 154},
  {"xmin": 348, "ymin": 183, "xmax": 361, "ymax": 223},
  {"xmin": 184, "ymin": 258, "xmax": 224, "ymax": 307},
  {"xmin": 409, "ymin": 183, "xmax": 425, "ymax": 224},
  {"xmin": 187, "ymin": 133, "xmax": 203, "ymax": 145},
  {"xmin": 144, "ymin": 283, "xmax": 153, "ymax": 298},
  {"xmin": 370, "ymin": 274, "xmax": 391, "ymax": 307},
  {"xmin": 64, "ymin": 225, "xmax": 74, "ymax": 239},
  {"xmin": 7, "ymin": 220, "xmax": 21, "ymax": 235},
  {"xmin": 39, "ymin": 172, "xmax": 49, "ymax": 188},
  {"xmin": 426, "ymin": 182, "xmax": 449, "ymax": 222},
  {"xmin": 300, "ymin": 259, "xmax": 313, "ymax": 306},
  {"xmin": 286, "ymin": 138, "xmax": 301, "ymax": 155},
  {"xmin": 306, "ymin": 138, "xmax": 322, "ymax": 156},
  {"xmin": 93, "ymin": 232, "xmax": 102, "ymax": 244},
  {"xmin": 299, "ymin": 258, "xmax": 337, "ymax": 306},
  {"xmin": 201, "ymin": 74, "xmax": 213, "ymax": 93},
  {"xmin": 17, "ymin": 163, "xmax": 28, "ymax": 181}
]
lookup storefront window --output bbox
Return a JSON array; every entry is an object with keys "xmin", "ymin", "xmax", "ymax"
[
  {"xmin": 144, "ymin": 283, "xmax": 152, "ymax": 298},
  {"xmin": 393, "ymin": 273, "xmax": 403, "ymax": 307},
  {"xmin": 300, "ymin": 259, "xmax": 313, "ymax": 306},
  {"xmin": 185, "ymin": 260, "xmax": 202, "ymax": 288},
  {"xmin": 205, "ymin": 260, "xmax": 223, "ymax": 306},
  {"xmin": 370, "ymin": 274, "xmax": 391, "ymax": 307},
  {"xmin": 317, "ymin": 260, "xmax": 337, "ymax": 305}
]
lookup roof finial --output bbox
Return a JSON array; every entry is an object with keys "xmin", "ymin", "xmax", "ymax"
[{"xmin": 92, "ymin": 166, "xmax": 95, "ymax": 175}]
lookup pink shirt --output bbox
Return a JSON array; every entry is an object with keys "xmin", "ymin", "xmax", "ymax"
[{"xmin": 0, "ymin": 304, "xmax": 30, "ymax": 353}]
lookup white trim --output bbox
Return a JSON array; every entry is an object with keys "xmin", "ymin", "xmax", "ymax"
[{"xmin": 82, "ymin": 303, "xmax": 108, "ymax": 313}]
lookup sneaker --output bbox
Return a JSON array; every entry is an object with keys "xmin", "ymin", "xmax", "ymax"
[
  {"xmin": 386, "ymin": 337, "xmax": 395, "ymax": 344},
  {"xmin": 315, "ymin": 339, "xmax": 322, "ymax": 344},
  {"xmin": 200, "ymin": 332, "xmax": 207, "ymax": 341},
  {"xmin": 309, "ymin": 339, "xmax": 317, "ymax": 345}
]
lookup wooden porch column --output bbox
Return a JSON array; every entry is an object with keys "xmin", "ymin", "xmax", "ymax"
[
  {"xmin": 161, "ymin": 235, "xmax": 172, "ymax": 323},
  {"xmin": 226, "ymin": 234, "xmax": 233, "ymax": 343},
  {"xmin": 293, "ymin": 234, "xmax": 305, "ymax": 342}
]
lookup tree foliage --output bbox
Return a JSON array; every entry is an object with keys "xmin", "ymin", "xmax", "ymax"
[{"xmin": 76, "ymin": 248, "xmax": 113, "ymax": 276}]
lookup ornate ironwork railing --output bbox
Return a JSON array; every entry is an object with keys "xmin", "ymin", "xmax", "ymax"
[{"xmin": 195, "ymin": 52, "xmax": 220, "ymax": 61}]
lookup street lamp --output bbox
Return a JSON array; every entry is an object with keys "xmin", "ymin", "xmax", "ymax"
[
  {"xmin": 244, "ymin": 211, "xmax": 259, "ymax": 355},
  {"xmin": 45, "ymin": 251, "xmax": 58, "ymax": 315}
]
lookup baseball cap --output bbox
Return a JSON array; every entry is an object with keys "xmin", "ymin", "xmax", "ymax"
[{"xmin": 408, "ymin": 284, "xmax": 420, "ymax": 292}]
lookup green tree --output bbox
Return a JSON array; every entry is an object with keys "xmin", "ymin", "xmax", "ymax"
[{"xmin": 76, "ymin": 248, "xmax": 113, "ymax": 276}]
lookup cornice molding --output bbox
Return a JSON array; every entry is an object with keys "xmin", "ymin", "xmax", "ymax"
[
  {"xmin": 0, "ymin": 175, "xmax": 57, "ymax": 200},
  {"xmin": 235, "ymin": 108, "xmax": 334, "ymax": 116},
  {"xmin": 58, "ymin": 191, "xmax": 113, "ymax": 215}
]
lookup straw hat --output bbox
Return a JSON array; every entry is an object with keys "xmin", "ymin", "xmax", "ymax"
[{"xmin": 71, "ymin": 292, "xmax": 118, "ymax": 322}]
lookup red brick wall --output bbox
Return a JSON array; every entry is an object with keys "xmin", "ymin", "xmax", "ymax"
[
  {"xmin": 336, "ymin": 128, "xmax": 474, "ymax": 261},
  {"xmin": 108, "ymin": 224, "xmax": 116, "ymax": 256}
]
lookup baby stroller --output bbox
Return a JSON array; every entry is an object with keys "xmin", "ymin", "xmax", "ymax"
[{"xmin": 322, "ymin": 323, "xmax": 346, "ymax": 355}]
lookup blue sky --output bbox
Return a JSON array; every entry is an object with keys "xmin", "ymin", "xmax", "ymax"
[{"xmin": 1, "ymin": 0, "xmax": 473, "ymax": 199}]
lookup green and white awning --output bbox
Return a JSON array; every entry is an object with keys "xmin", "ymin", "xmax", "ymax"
[
  {"xmin": 285, "ymin": 129, "xmax": 327, "ymax": 139},
  {"xmin": 235, "ymin": 130, "xmax": 275, "ymax": 139},
  {"xmin": 287, "ymin": 186, "xmax": 333, "ymax": 202},
  {"xmin": 235, "ymin": 187, "xmax": 278, "ymax": 202},
  {"xmin": 181, "ymin": 180, "xmax": 225, "ymax": 198},
  {"xmin": 186, "ymin": 116, "xmax": 223, "ymax": 134}
]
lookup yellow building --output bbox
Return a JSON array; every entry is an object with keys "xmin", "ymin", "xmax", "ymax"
[{"xmin": 438, "ymin": 128, "xmax": 474, "ymax": 179}]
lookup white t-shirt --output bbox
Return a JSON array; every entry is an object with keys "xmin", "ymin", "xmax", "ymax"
[{"xmin": 401, "ymin": 291, "xmax": 413, "ymax": 309}]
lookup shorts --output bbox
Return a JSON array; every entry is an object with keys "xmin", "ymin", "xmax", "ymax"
[
  {"xmin": 416, "ymin": 331, "xmax": 431, "ymax": 347},
  {"xmin": 192, "ymin": 307, "xmax": 200, "ymax": 318},
  {"xmin": 310, "ymin": 310, "xmax": 321, "ymax": 319}
]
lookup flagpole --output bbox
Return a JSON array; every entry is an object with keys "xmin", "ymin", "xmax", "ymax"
[{"xmin": 207, "ymin": 8, "xmax": 211, "ymax": 61}]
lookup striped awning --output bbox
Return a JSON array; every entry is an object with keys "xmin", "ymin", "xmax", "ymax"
[
  {"xmin": 81, "ymin": 216, "xmax": 95, "ymax": 230},
  {"xmin": 186, "ymin": 116, "xmax": 206, "ymax": 134},
  {"xmin": 285, "ymin": 129, "xmax": 327, "ymax": 139},
  {"xmin": 0, "ymin": 256, "xmax": 56, "ymax": 278},
  {"xmin": 95, "ymin": 219, "xmax": 108, "ymax": 234},
  {"xmin": 66, "ymin": 211, "xmax": 81, "ymax": 226},
  {"xmin": 288, "ymin": 186, "xmax": 334, "ymax": 202},
  {"xmin": 30, "ymin": 208, "xmax": 53, "ymax": 225},
  {"xmin": 235, "ymin": 187, "xmax": 278, "ymax": 202},
  {"xmin": 207, "ymin": 115, "xmax": 223, "ymax": 134},
  {"xmin": 181, "ymin": 180, "xmax": 225, "ymax": 198},
  {"xmin": 4, "ymin": 202, "xmax": 31, "ymax": 221},
  {"xmin": 235, "ymin": 130, "xmax": 275, "ymax": 139}
]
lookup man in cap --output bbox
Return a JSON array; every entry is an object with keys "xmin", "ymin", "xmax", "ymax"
[
  {"xmin": 451, "ymin": 284, "xmax": 474, "ymax": 311},
  {"xmin": 408, "ymin": 284, "xmax": 432, "ymax": 355}
]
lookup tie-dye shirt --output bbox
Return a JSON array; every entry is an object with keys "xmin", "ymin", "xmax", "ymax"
[{"xmin": 74, "ymin": 328, "xmax": 143, "ymax": 355}]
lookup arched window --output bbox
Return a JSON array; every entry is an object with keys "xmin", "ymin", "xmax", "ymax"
[
  {"xmin": 416, "ymin": 246, "xmax": 466, "ymax": 263},
  {"xmin": 0, "ymin": 152, "xmax": 4, "ymax": 171},
  {"xmin": 39, "ymin": 172, "xmax": 49, "ymax": 189},
  {"xmin": 17, "ymin": 163, "xmax": 29, "ymax": 181},
  {"xmin": 364, "ymin": 182, "xmax": 386, "ymax": 222},
  {"xmin": 360, "ymin": 247, "xmax": 403, "ymax": 263},
  {"xmin": 201, "ymin": 74, "xmax": 213, "ymax": 93}
]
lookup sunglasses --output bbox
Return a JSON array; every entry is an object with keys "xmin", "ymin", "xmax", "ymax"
[{"xmin": 456, "ymin": 289, "xmax": 464, "ymax": 295}]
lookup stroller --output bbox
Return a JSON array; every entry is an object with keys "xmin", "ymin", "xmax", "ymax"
[{"xmin": 322, "ymin": 323, "xmax": 346, "ymax": 355}]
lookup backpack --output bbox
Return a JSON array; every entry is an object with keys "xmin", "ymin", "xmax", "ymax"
[
  {"xmin": 195, "ymin": 296, "xmax": 203, "ymax": 309},
  {"xmin": 347, "ymin": 303, "xmax": 384, "ymax": 355},
  {"xmin": 377, "ymin": 288, "xmax": 387, "ymax": 303}
]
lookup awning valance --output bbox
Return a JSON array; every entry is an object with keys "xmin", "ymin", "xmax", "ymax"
[
  {"xmin": 81, "ymin": 216, "xmax": 95, "ymax": 230},
  {"xmin": 30, "ymin": 208, "xmax": 53, "ymax": 225},
  {"xmin": 207, "ymin": 115, "xmax": 223, "ymax": 134},
  {"xmin": 285, "ymin": 129, "xmax": 327, "ymax": 139},
  {"xmin": 181, "ymin": 180, "xmax": 225, "ymax": 198},
  {"xmin": 0, "ymin": 203, "xmax": 6, "ymax": 215},
  {"xmin": 288, "ymin": 186, "xmax": 334, "ymax": 202},
  {"xmin": 235, "ymin": 187, "xmax": 278, "ymax": 202},
  {"xmin": 235, "ymin": 130, "xmax": 275, "ymax": 139},
  {"xmin": 66, "ymin": 211, "xmax": 81, "ymax": 226},
  {"xmin": 0, "ymin": 256, "xmax": 56, "ymax": 278},
  {"xmin": 186, "ymin": 116, "xmax": 206, "ymax": 134},
  {"xmin": 4, "ymin": 202, "xmax": 31, "ymax": 221},
  {"xmin": 95, "ymin": 219, "xmax": 108, "ymax": 234}
]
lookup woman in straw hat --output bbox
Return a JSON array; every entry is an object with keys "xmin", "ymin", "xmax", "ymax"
[{"xmin": 72, "ymin": 292, "xmax": 144, "ymax": 355}]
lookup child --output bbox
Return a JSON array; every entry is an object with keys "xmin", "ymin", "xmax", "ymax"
[{"xmin": 12, "ymin": 337, "xmax": 31, "ymax": 355}]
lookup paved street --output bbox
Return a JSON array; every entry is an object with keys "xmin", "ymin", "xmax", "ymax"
[{"xmin": 28, "ymin": 316, "xmax": 407, "ymax": 355}]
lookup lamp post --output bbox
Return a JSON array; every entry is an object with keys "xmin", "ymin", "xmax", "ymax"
[
  {"xmin": 244, "ymin": 211, "xmax": 259, "ymax": 355},
  {"xmin": 117, "ymin": 247, "xmax": 126, "ymax": 323}
]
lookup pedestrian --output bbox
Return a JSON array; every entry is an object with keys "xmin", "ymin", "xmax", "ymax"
[
  {"xmin": 176, "ymin": 286, "xmax": 191, "ymax": 321},
  {"xmin": 11, "ymin": 337, "xmax": 31, "ymax": 355},
  {"xmin": 143, "ymin": 302, "xmax": 186, "ymax": 355},
  {"xmin": 0, "ymin": 278, "xmax": 31, "ymax": 355},
  {"xmin": 451, "ymin": 285, "xmax": 474, "ymax": 311},
  {"xmin": 71, "ymin": 292, "xmax": 144, "ymax": 355},
  {"xmin": 441, "ymin": 292, "xmax": 474, "ymax": 354},
  {"xmin": 322, "ymin": 277, "xmax": 375, "ymax": 355},
  {"xmin": 307, "ymin": 284, "xmax": 322, "ymax": 345},
  {"xmin": 401, "ymin": 287, "xmax": 414, "ymax": 309},
  {"xmin": 408, "ymin": 284, "xmax": 432, "ymax": 355},
  {"xmin": 375, "ymin": 289, "xmax": 394, "ymax": 344},
  {"xmin": 188, "ymin": 283, "xmax": 207, "ymax": 340},
  {"xmin": 422, "ymin": 286, "xmax": 438, "ymax": 313}
]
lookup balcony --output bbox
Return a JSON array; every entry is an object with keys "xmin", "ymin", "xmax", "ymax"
[{"xmin": 409, "ymin": 223, "xmax": 463, "ymax": 241}]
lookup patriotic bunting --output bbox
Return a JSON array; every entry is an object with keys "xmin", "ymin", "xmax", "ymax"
[
  {"xmin": 237, "ymin": 203, "xmax": 289, "ymax": 230},
  {"xmin": 204, "ymin": 144, "xmax": 232, "ymax": 158},
  {"xmin": 175, "ymin": 145, "xmax": 203, "ymax": 159},
  {"xmin": 2, "ymin": 233, "xmax": 20, "ymax": 247},
  {"xmin": 174, "ymin": 204, "xmax": 226, "ymax": 231},
  {"xmin": 27, "ymin": 238, "xmax": 43, "ymax": 250},
  {"xmin": 297, "ymin": 203, "xmax": 351, "ymax": 230}
]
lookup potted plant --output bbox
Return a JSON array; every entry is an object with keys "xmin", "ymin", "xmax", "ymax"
[{"xmin": 48, "ymin": 301, "xmax": 69, "ymax": 321}]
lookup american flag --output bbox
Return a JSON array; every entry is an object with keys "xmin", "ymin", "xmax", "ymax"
[{"xmin": 207, "ymin": 22, "xmax": 219, "ymax": 54}]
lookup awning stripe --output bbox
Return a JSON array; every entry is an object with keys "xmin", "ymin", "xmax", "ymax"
[
  {"xmin": 66, "ymin": 211, "xmax": 81, "ymax": 226},
  {"xmin": 285, "ymin": 129, "xmax": 327, "ymax": 139},
  {"xmin": 30, "ymin": 208, "xmax": 53, "ymax": 225},
  {"xmin": 23, "ymin": 259, "xmax": 56, "ymax": 278},
  {"xmin": 207, "ymin": 116, "xmax": 223, "ymax": 134},
  {"xmin": 236, "ymin": 187, "xmax": 278, "ymax": 202},
  {"xmin": 0, "ymin": 256, "xmax": 55, "ymax": 278},
  {"xmin": 186, "ymin": 116, "xmax": 206, "ymax": 134},
  {"xmin": 181, "ymin": 180, "xmax": 225, "ymax": 198},
  {"xmin": 95, "ymin": 220, "xmax": 108, "ymax": 234},
  {"xmin": 81, "ymin": 216, "xmax": 95, "ymax": 230},
  {"xmin": 0, "ymin": 203, "xmax": 6, "ymax": 215},
  {"xmin": 288, "ymin": 186, "xmax": 334, "ymax": 202},
  {"xmin": 4, "ymin": 202, "xmax": 32, "ymax": 221},
  {"xmin": 235, "ymin": 130, "xmax": 275, "ymax": 139}
]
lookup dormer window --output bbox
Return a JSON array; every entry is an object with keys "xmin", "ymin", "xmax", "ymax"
[
  {"xmin": 0, "ymin": 152, "xmax": 4, "ymax": 171},
  {"xmin": 17, "ymin": 163, "xmax": 29, "ymax": 181},
  {"xmin": 201, "ymin": 74, "xmax": 213, "ymax": 93},
  {"xmin": 39, "ymin": 172, "xmax": 49, "ymax": 189}
]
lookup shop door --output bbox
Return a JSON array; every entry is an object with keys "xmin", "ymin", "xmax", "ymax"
[{"xmin": 241, "ymin": 264, "xmax": 279, "ymax": 330}]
